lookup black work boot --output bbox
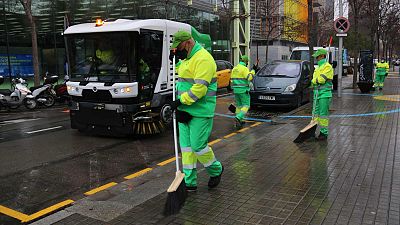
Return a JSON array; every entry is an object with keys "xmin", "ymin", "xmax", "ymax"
[
  {"xmin": 316, "ymin": 133, "xmax": 328, "ymax": 141},
  {"xmin": 186, "ymin": 185, "xmax": 197, "ymax": 192},
  {"xmin": 208, "ymin": 166, "xmax": 224, "ymax": 189},
  {"xmin": 234, "ymin": 118, "xmax": 242, "ymax": 129}
]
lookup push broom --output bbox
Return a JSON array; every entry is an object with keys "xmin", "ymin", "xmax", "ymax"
[
  {"xmin": 163, "ymin": 53, "xmax": 187, "ymax": 216},
  {"xmin": 293, "ymin": 89, "xmax": 318, "ymax": 143}
]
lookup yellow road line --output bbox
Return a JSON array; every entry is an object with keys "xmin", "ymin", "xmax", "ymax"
[
  {"xmin": 208, "ymin": 139, "xmax": 222, "ymax": 146},
  {"xmin": 84, "ymin": 182, "xmax": 118, "ymax": 196},
  {"xmin": 22, "ymin": 200, "xmax": 74, "ymax": 222},
  {"xmin": 224, "ymin": 132, "xmax": 237, "ymax": 139},
  {"xmin": 0, "ymin": 205, "xmax": 29, "ymax": 221},
  {"xmin": 157, "ymin": 157, "xmax": 176, "ymax": 166},
  {"xmin": 237, "ymin": 127, "xmax": 250, "ymax": 132},
  {"xmin": 251, "ymin": 122, "xmax": 262, "ymax": 127},
  {"xmin": 124, "ymin": 168, "xmax": 153, "ymax": 180}
]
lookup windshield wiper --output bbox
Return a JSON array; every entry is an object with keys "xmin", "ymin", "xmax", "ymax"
[{"xmin": 259, "ymin": 74, "xmax": 293, "ymax": 77}]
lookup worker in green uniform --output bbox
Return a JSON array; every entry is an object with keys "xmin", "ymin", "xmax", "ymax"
[
  {"xmin": 169, "ymin": 31, "xmax": 223, "ymax": 191},
  {"xmin": 374, "ymin": 58, "xmax": 389, "ymax": 90},
  {"xmin": 230, "ymin": 55, "xmax": 255, "ymax": 128},
  {"xmin": 311, "ymin": 49, "xmax": 333, "ymax": 141}
]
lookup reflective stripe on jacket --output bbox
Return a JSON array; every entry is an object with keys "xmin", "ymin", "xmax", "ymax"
[
  {"xmin": 176, "ymin": 42, "xmax": 217, "ymax": 118},
  {"xmin": 230, "ymin": 62, "xmax": 254, "ymax": 94}
]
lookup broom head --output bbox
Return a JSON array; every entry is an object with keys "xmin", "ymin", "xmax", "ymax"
[
  {"xmin": 164, "ymin": 171, "xmax": 187, "ymax": 216},
  {"xmin": 228, "ymin": 104, "xmax": 236, "ymax": 114},
  {"xmin": 293, "ymin": 120, "xmax": 318, "ymax": 143}
]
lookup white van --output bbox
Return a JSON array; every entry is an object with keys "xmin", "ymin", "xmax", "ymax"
[{"xmin": 290, "ymin": 46, "xmax": 339, "ymax": 89}]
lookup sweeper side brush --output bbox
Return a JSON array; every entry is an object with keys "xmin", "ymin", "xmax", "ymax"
[{"xmin": 132, "ymin": 116, "xmax": 166, "ymax": 135}]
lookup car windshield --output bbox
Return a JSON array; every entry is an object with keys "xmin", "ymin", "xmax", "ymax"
[
  {"xmin": 257, "ymin": 62, "xmax": 300, "ymax": 77},
  {"xmin": 67, "ymin": 32, "xmax": 133, "ymax": 82},
  {"xmin": 290, "ymin": 50, "xmax": 317, "ymax": 65}
]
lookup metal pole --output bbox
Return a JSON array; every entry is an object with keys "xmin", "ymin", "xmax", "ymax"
[
  {"xmin": 338, "ymin": 0, "xmax": 343, "ymax": 98},
  {"xmin": 3, "ymin": 0, "xmax": 12, "ymax": 88}
]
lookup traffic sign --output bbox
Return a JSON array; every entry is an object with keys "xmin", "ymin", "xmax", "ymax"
[{"xmin": 334, "ymin": 17, "xmax": 350, "ymax": 33}]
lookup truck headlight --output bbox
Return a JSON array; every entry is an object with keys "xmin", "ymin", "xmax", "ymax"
[{"xmin": 283, "ymin": 84, "xmax": 296, "ymax": 93}]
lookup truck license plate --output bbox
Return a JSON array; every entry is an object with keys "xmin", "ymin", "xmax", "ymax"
[
  {"xmin": 93, "ymin": 103, "xmax": 105, "ymax": 110},
  {"xmin": 258, "ymin": 95, "xmax": 275, "ymax": 100}
]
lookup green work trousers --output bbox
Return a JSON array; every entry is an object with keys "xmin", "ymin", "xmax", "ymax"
[
  {"xmin": 313, "ymin": 91, "xmax": 331, "ymax": 136},
  {"xmin": 374, "ymin": 75, "xmax": 385, "ymax": 87},
  {"xmin": 234, "ymin": 92, "xmax": 250, "ymax": 122},
  {"xmin": 179, "ymin": 117, "xmax": 223, "ymax": 187}
]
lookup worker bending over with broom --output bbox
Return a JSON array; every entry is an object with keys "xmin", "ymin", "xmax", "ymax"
[
  {"xmin": 311, "ymin": 49, "xmax": 334, "ymax": 141},
  {"xmin": 170, "ymin": 31, "xmax": 223, "ymax": 192},
  {"xmin": 230, "ymin": 55, "xmax": 255, "ymax": 128}
]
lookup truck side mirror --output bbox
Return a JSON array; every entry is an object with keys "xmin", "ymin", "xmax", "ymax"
[{"xmin": 332, "ymin": 61, "xmax": 338, "ymax": 68}]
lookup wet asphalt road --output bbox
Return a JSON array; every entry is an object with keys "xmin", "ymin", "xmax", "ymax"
[{"xmin": 0, "ymin": 92, "xmax": 291, "ymax": 224}]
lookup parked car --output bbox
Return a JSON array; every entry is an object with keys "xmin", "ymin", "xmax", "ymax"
[
  {"xmin": 215, "ymin": 60, "xmax": 233, "ymax": 90},
  {"xmin": 250, "ymin": 60, "xmax": 311, "ymax": 108}
]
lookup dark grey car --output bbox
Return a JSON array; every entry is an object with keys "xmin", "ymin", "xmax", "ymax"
[{"xmin": 250, "ymin": 60, "xmax": 312, "ymax": 108}]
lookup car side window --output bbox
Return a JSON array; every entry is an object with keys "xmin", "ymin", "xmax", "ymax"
[{"xmin": 303, "ymin": 63, "xmax": 310, "ymax": 77}]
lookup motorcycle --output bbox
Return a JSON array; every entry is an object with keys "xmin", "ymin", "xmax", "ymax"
[
  {"xmin": 0, "ymin": 76, "xmax": 37, "ymax": 110},
  {"xmin": 47, "ymin": 74, "xmax": 70, "ymax": 104},
  {"xmin": 30, "ymin": 76, "xmax": 56, "ymax": 107}
]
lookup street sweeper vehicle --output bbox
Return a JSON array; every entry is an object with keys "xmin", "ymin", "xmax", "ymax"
[{"xmin": 64, "ymin": 19, "xmax": 211, "ymax": 135}]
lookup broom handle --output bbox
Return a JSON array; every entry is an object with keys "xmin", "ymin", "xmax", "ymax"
[{"xmin": 172, "ymin": 54, "xmax": 180, "ymax": 172}]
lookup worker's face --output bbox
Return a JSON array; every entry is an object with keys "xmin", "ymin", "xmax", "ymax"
[
  {"xmin": 316, "ymin": 55, "xmax": 325, "ymax": 61},
  {"xmin": 175, "ymin": 40, "xmax": 189, "ymax": 60},
  {"xmin": 177, "ymin": 40, "xmax": 188, "ymax": 52}
]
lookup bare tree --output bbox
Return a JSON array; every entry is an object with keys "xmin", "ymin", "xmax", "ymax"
[
  {"xmin": 258, "ymin": 0, "xmax": 284, "ymax": 63},
  {"xmin": 349, "ymin": 0, "xmax": 365, "ymax": 88},
  {"xmin": 315, "ymin": 6, "xmax": 334, "ymax": 47},
  {"xmin": 19, "ymin": 0, "xmax": 40, "ymax": 86}
]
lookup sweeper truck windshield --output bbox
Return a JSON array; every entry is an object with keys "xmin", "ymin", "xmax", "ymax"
[{"xmin": 67, "ymin": 32, "xmax": 135, "ymax": 83}]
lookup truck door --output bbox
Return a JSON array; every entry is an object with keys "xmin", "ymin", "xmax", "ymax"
[{"xmin": 138, "ymin": 29, "xmax": 163, "ymax": 101}]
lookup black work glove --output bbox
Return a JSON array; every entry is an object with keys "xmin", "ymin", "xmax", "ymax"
[
  {"xmin": 170, "ymin": 99, "xmax": 181, "ymax": 110},
  {"xmin": 176, "ymin": 110, "xmax": 193, "ymax": 123}
]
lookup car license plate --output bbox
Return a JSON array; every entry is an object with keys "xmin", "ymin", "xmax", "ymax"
[{"xmin": 258, "ymin": 95, "xmax": 275, "ymax": 100}]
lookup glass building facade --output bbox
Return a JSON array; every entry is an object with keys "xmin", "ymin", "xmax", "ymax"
[{"xmin": 0, "ymin": 0, "xmax": 230, "ymax": 79}]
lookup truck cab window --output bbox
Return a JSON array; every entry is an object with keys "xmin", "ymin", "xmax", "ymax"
[{"xmin": 138, "ymin": 30, "xmax": 163, "ymax": 100}]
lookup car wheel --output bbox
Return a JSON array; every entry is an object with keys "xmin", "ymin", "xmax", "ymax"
[{"xmin": 296, "ymin": 95, "xmax": 302, "ymax": 108}]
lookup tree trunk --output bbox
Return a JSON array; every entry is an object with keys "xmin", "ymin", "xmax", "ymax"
[
  {"xmin": 307, "ymin": 0, "xmax": 314, "ymax": 75},
  {"xmin": 353, "ymin": 15, "xmax": 359, "ymax": 88},
  {"xmin": 20, "ymin": 0, "xmax": 40, "ymax": 86},
  {"xmin": 31, "ymin": 21, "xmax": 40, "ymax": 86},
  {"xmin": 265, "ymin": 42, "xmax": 269, "ymax": 64}
]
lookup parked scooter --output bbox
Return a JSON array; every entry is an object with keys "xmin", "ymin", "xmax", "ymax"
[
  {"xmin": 45, "ymin": 74, "xmax": 71, "ymax": 104},
  {"xmin": 29, "ymin": 73, "xmax": 56, "ymax": 107},
  {"xmin": 0, "ymin": 76, "xmax": 37, "ymax": 110}
]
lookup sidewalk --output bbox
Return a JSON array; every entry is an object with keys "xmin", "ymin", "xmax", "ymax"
[{"xmin": 35, "ymin": 73, "xmax": 400, "ymax": 225}]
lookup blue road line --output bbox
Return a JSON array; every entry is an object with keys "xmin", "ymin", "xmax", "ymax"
[
  {"xmin": 341, "ymin": 93, "xmax": 379, "ymax": 97},
  {"xmin": 214, "ymin": 113, "xmax": 273, "ymax": 122},
  {"xmin": 216, "ymin": 93, "xmax": 400, "ymax": 122},
  {"xmin": 216, "ymin": 108, "xmax": 400, "ymax": 121}
]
